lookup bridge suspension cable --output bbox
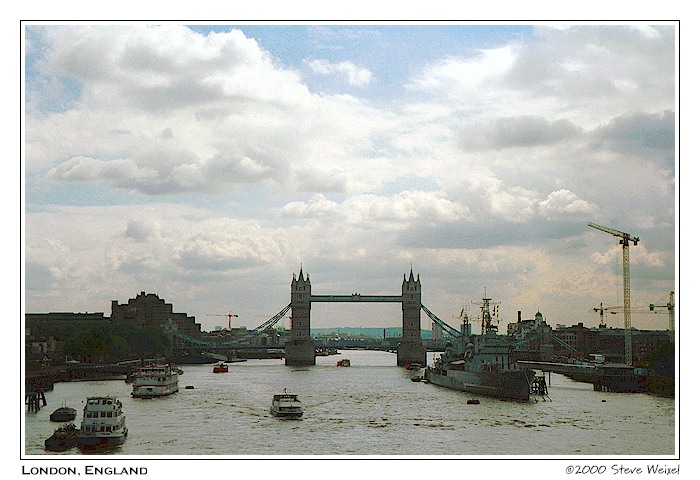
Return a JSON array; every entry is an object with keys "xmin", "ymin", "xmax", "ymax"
[
  {"xmin": 420, "ymin": 304, "xmax": 463, "ymax": 338},
  {"xmin": 171, "ymin": 303, "xmax": 292, "ymax": 348}
]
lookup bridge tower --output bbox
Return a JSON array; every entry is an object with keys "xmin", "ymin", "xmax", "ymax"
[
  {"xmin": 397, "ymin": 269, "xmax": 427, "ymax": 367},
  {"xmin": 286, "ymin": 267, "xmax": 316, "ymax": 366}
]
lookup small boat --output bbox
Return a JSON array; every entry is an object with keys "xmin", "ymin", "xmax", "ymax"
[
  {"xmin": 75, "ymin": 397, "xmax": 128, "ymax": 450},
  {"xmin": 213, "ymin": 362, "xmax": 228, "ymax": 373},
  {"xmin": 337, "ymin": 359, "xmax": 350, "ymax": 367},
  {"xmin": 44, "ymin": 422, "xmax": 79, "ymax": 451},
  {"xmin": 49, "ymin": 402, "xmax": 77, "ymax": 422},
  {"xmin": 406, "ymin": 363, "xmax": 422, "ymax": 371},
  {"xmin": 270, "ymin": 389, "xmax": 303, "ymax": 418}
]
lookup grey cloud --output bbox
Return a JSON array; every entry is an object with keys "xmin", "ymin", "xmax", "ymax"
[
  {"xmin": 460, "ymin": 116, "xmax": 582, "ymax": 150},
  {"xmin": 505, "ymin": 25, "xmax": 675, "ymax": 102},
  {"xmin": 125, "ymin": 219, "xmax": 158, "ymax": 241},
  {"xmin": 294, "ymin": 167, "xmax": 348, "ymax": 193},
  {"xmin": 46, "ymin": 145, "xmax": 289, "ymax": 195},
  {"xmin": 590, "ymin": 110, "xmax": 675, "ymax": 156},
  {"xmin": 39, "ymin": 25, "xmax": 305, "ymax": 115},
  {"xmin": 204, "ymin": 150, "xmax": 288, "ymax": 185}
]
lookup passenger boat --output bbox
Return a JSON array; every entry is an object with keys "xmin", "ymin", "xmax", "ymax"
[
  {"xmin": 44, "ymin": 422, "xmax": 79, "ymax": 451},
  {"xmin": 213, "ymin": 362, "xmax": 228, "ymax": 373},
  {"xmin": 270, "ymin": 389, "xmax": 303, "ymax": 418},
  {"xmin": 75, "ymin": 396, "xmax": 128, "ymax": 450},
  {"xmin": 424, "ymin": 295, "xmax": 535, "ymax": 401},
  {"xmin": 337, "ymin": 358, "xmax": 350, "ymax": 367},
  {"xmin": 49, "ymin": 402, "xmax": 77, "ymax": 422},
  {"xmin": 131, "ymin": 364, "xmax": 179, "ymax": 398}
]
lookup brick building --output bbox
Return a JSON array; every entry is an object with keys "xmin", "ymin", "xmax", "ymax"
[{"xmin": 110, "ymin": 292, "xmax": 202, "ymax": 347}]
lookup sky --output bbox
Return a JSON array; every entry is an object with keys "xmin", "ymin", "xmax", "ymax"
[{"xmin": 22, "ymin": 22, "xmax": 677, "ymax": 334}]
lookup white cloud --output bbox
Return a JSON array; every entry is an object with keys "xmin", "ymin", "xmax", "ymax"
[
  {"xmin": 281, "ymin": 191, "xmax": 470, "ymax": 227},
  {"xmin": 307, "ymin": 59, "xmax": 373, "ymax": 86},
  {"xmin": 538, "ymin": 189, "xmax": 598, "ymax": 220}
]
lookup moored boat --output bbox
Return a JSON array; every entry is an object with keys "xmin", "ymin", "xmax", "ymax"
[
  {"xmin": 75, "ymin": 396, "xmax": 127, "ymax": 450},
  {"xmin": 213, "ymin": 362, "xmax": 228, "ymax": 373},
  {"xmin": 44, "ymin": 422, "xmax": 79, "ymax": 451},
  {"xmin": 270, "ymin": 389, "xmax": 303, "ymax": 418},
  {"xmin": 131, "ymin": 364, "xmax": 179, "ymax": 398},
  {"xmin": 424, "ymin": 295, "xmax": 535, "ymax": 402},
  {"xmin": 49, "ymin": 402, "xmax": 77, "ymax": 422}
]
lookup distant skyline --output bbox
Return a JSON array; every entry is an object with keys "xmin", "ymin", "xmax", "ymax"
[{"xmin": 23, "ymin": 23, "xmax": 677, "ymax": 333}]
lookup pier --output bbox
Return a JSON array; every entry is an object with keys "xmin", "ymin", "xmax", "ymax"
[{"xmin": 518, "ymin": 360, "xmax": 645, "ymax": 392}]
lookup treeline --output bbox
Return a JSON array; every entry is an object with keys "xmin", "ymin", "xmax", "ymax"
[{"xmin": 28, "ymin": 321, "xmax": 172, "ymax": 363}]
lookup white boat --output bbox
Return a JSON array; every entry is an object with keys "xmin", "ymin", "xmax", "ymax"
[
  {"xmin": 131, "ymin": 364, "xmax": 179, "ymax": 398},
  {"xmin": 270, "ymin": 389, "xmax": 303, "ymax": 418},
  {"xmin": 75, "ymin": 396, "xmax": 128, "ymax": 450}
]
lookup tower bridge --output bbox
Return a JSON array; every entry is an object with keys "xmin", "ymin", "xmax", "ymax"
[
  {"xmin": 287, "ymin": 267, "xmax": 425, "ymax": 366},
  {"xmin": 173, "ymin": 268, "xmax": 458, "ymax": 368}
]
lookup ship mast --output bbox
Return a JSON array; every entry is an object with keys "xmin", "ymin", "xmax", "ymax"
[{"xmin": 475, "ymin": 290, "xmax": 500, "ymax": 335}]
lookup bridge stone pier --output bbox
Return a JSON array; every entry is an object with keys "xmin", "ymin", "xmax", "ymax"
[
  {"xmin": 285, "ymin": 268, "xmax": 427, "ymax": 367},
  {"xmin": 286, "ymin": 268, "xmax": 316, "ymax": 366}
]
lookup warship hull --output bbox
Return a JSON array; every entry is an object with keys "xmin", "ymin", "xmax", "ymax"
[{"xmin": 425, "ymin": 366, "xmax": 533, "ymax": 401}]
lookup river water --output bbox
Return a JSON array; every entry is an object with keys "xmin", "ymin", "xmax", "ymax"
[{"xmin": 24, "ymin": 350, "xmax": 676, "ymax": 458}]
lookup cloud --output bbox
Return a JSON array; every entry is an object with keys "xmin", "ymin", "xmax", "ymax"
[
  {"xmin": 407, "ymin": 45, "xmax": 516, "ymax": 98},
  {"xmin": 125, "ymin": 219, "xmax": 159, "ymax": 241},
  {"xmin": 590, "ymin": 110, "xmax": 675, "ymax": 156},
  {"xmin": 23, "ymin": 25, "xmax": 676, "ymax": 330},
  {"xmin": 306, "ymin": 59, "xmax": 373, "ymax": 86},
  {"xmin": 460, "ymin": 116, "xmax": 582, "ymax": 150},
  {"xmin": 280, "ymin": 191, "xmax": 470, "ymax": 227},
  {"xmin": 279, "ymin": 194, "xmax": 340, "ymax": 219},
  {"xmin": 538, "ymin": 189, "xmax": 598, "ymax": 220}
]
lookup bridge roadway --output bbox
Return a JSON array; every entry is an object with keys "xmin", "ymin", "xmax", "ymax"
[{"xmin": 310, "ymin": 294, "xmax": 402, "ymax": 302}]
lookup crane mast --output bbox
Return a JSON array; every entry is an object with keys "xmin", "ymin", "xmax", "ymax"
[
  {"xmin": 588, "ymin": 222, "xmax": 639, "ymax": 365},
  {"xmin": 650, "ymin": 291, "xmax": 675, "ymax": 342}
]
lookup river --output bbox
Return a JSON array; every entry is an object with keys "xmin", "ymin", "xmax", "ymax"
[{"xmin": 24, "ymin": 350, "xmax": 676, "ymax": 458}]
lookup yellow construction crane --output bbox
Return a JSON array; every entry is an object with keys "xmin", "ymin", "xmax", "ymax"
[
  {"xmin": 588, "ymin": 222, "xmax": 639, "ymax": 365},
  {"xmin": 649, "ymin": 291, "xmax": 675, "ymax": 341},
  {"xmin": 596, "ymin": 292, "xmax": 674, "ymax": 340},
  {"xmin": 591, "ymin": 303, "xmax": 622, "ymax": 328}
]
